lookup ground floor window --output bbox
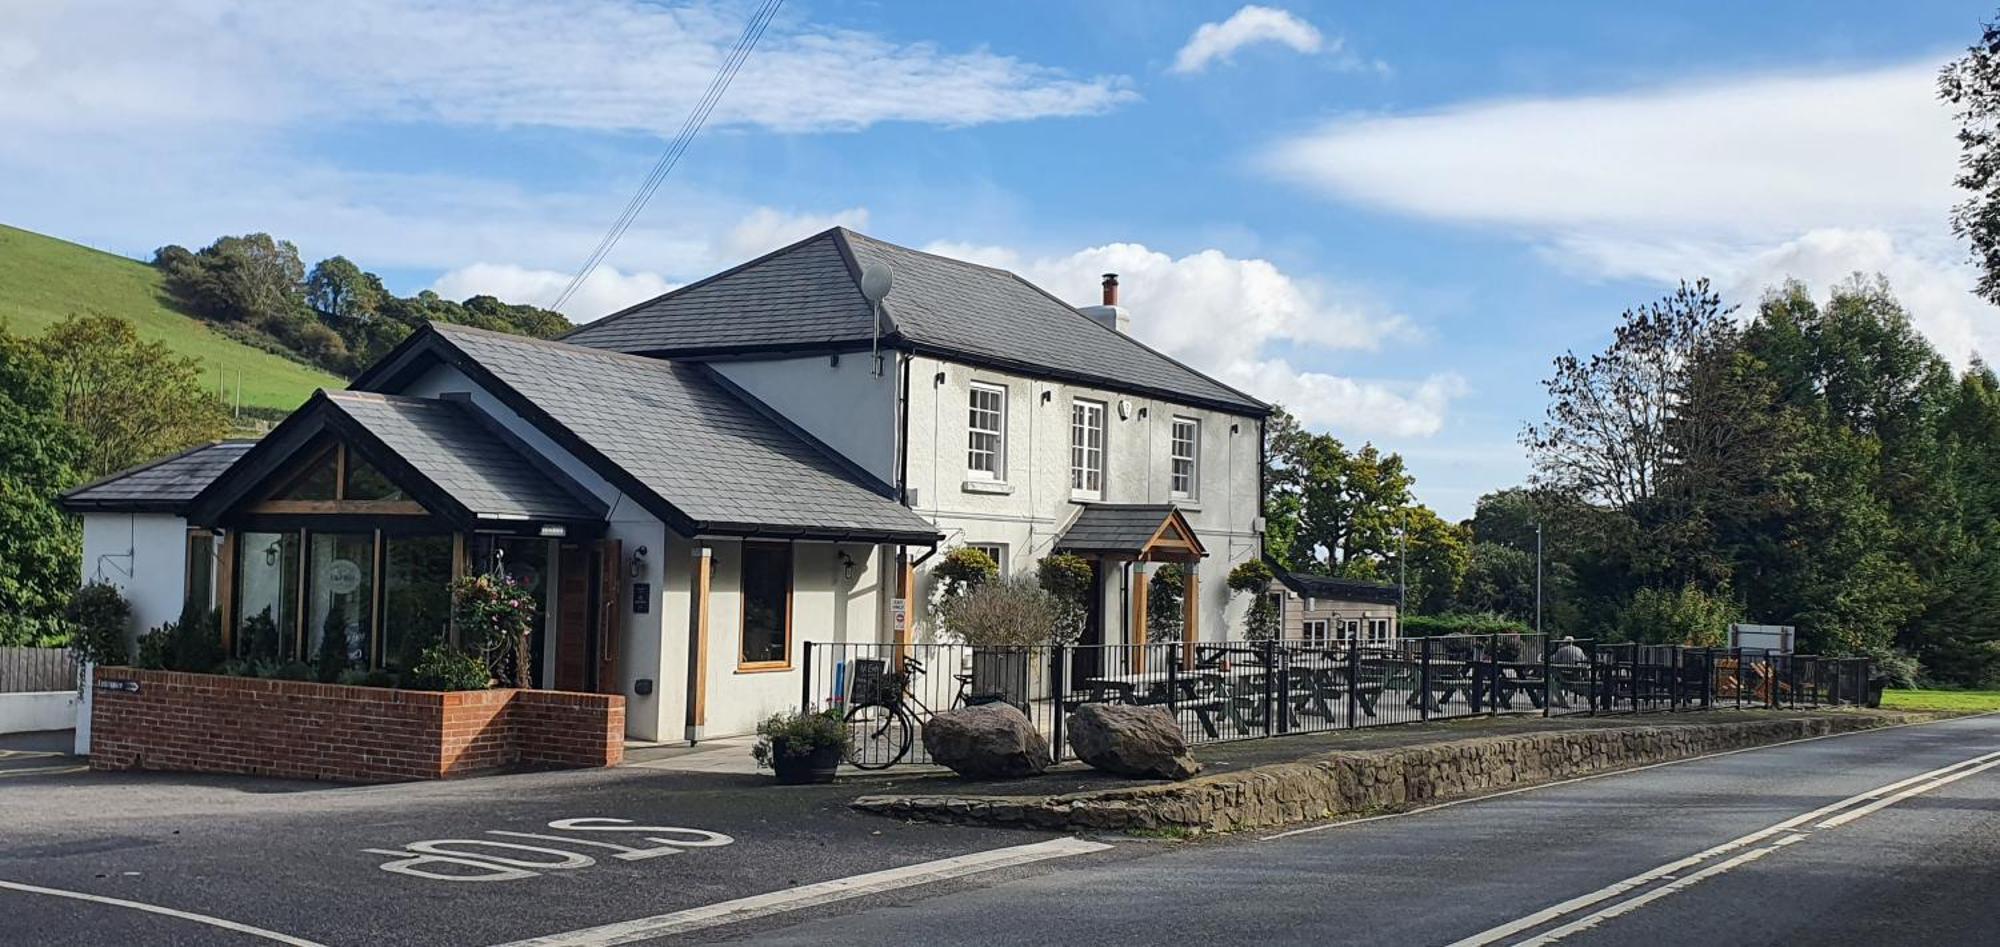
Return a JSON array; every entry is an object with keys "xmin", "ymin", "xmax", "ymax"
[
  {"xmin": 739, "ymin": 542, "xmax": 792, "ymax": 668},
  {"xmin": 1302, "ymin": 618, "xmax": 1330, "ymax": 648},
  {"xmin": 382, "ymin": 534, "xmax": 453, "ymax": 669},
  {"xmin": 307, "ymin": 532, "xmax": 375, "ymax": 669},
  {"xmin": 1367, "ymin": 618, "xmax": 1391, "ymax": 644},
  {"xmin": 235, "ymin": 530, "xmax": 302, "ymax": 660}
]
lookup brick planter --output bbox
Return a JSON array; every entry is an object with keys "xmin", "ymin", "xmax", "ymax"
[{"xmin": 88, "ymin": 667, "xmax": 623, "ymax": 782}]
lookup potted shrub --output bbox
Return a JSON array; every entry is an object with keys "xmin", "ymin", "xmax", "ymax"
[
  {"xmin": 751, "ymin": 709, "xmax": 851, "ymax": 785},
  {"xmin": 938, "ymin": 575, "xmax": 1061, "ymax": 707}
]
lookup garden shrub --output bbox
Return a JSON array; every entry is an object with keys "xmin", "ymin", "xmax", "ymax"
[
  {"xmin": 64, "ymin": 582, "xmax": 131, "ymax": 666},
  {"xmin": 404, "ymin": 643, "xmax": 490, "ymax": 691},
  {"xmin": 938, "ymin": 575, "xmax": 1060, "ymax": 646},
  {"xmin": 451, "ymin": 573, "xmax": 536, "ymax": 686},
  {"xmin": 1036, "ymin": 552, "xmax": 1092, "ymax": 646}
]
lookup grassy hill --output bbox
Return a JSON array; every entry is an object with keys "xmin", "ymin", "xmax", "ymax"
[{"xmin": 0, "ymin": 224, "xmax": 341, "ymax": 411}]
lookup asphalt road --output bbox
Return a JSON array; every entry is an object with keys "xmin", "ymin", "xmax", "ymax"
[
  {"xmin": 736, "ymin": 712, "xmax": 2000, "ymax": 947},
  {"xmin": 0, "ymin": 714, "xmax": 1993, "ymax": 946}
]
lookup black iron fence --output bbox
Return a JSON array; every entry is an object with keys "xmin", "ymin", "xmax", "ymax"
[{"xmin": 801, "ymin": 635, "xmax": 1874, "ymax": 769}]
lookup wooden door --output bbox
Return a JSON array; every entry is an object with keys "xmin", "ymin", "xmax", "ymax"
[{"xmin": 554, "ymin": 543, "xmax": 591, "ymax": 691}]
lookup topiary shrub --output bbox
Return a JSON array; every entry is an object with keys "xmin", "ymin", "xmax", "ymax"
[
  {"xmin": 1147, "ymin": 564, "xmax": 1185, "ymax": 643},
  {"xmin": 937, "ymin": 574, "xmax": 1061, "ymax": 647},
  {"xmin": 1036, "ymin": 553, "xmax": 1093, "ymax": 646},
  {"xmin": 239, "ymin": 607, "xmax": 281, "ymax": 662},
  {"xmin": 65, "ymin": 582, "xmax": 131, "ymax": 667},
  {"xmin": 315, "ymin": 606, "xmax": 354, "ymax": 683},
  {"xmin": 1226, "ymin": 561, "xmax": 1279, "ymax": 641}
]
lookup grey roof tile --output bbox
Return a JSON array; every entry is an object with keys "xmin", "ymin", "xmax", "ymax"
[
  {"xmin": 1054, "ymin": 503, "xmax": 1185, "ymax": 557},
  {"xmin": 427, "ymin": 324, "xmax": 939, "ymax": 541},
  {"xmin": 322, "ymin": 391, "xmax": 596, "ymax": 522},
  {"xmin": 560, "ymin": 228, "xmax": 1267, "ymax": 414},
  {"xmin": 61, "ymin": 441, "xmax": 257, "ymax": 513},
  {"xmin": 1275, "ymin": 570, "xmax": 1404, "ymax": 606}
]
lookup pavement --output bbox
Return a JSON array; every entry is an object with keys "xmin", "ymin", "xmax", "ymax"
[{"xmin": 0, "ymin": 712, "xmax": 1992, "ymax": 945}]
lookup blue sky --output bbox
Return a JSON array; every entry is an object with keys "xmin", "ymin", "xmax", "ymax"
[{"xmin": 3, "ymin": 1, "xmax": 1995, "ymax": 518}]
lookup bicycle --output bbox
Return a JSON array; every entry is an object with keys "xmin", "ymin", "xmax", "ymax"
[{"xmin": 843, "ymin": 656, "xmax": 973, "ymax": 769}]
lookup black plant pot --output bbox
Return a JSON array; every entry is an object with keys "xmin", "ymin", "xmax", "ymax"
[{"xmin": 770, "ymin": 740, "xmax": 843, "ymax": 785}]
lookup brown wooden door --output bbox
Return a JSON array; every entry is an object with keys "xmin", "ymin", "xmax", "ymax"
[
  {"xmin": 597, "ymin": 539, "xmax": 621, "ymax": 694},
  {"xmin": 554, "ymin": 543, "xmax": 591, "ymax": 691}
]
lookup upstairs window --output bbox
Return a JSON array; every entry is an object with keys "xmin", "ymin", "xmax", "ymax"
[
  {"xmin": 1070, "ymin": 399, "xmax": 1105, "ymax": 497},
  {"xmin": 1170, "ymin": 417, "xmax": 1199, "ymax": 498},
  {"xmin": 967, "ymin": 383, "xmax": 1006, "ymax": 480}
]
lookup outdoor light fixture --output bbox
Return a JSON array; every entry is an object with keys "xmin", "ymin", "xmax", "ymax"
[
  {"xmin": 630, "ymin": 544, "xmax": 649, "ymax": 579},
  {"xmin": 264, "ymin": 540, "xmax": 280, "ymax": 567},
  {"xmin": 837, "ymin": 550, "xmax": 856, "ymax": 580},
  {"xmin": 1118, "ymin": 399, "xmax": 1132, "ymax": 420}
]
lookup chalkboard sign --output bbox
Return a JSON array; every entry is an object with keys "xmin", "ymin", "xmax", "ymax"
[
  {"xmin": 849, "ymin": 658, "xmax": 887, "ymax": 705},
  {"xmin": 631, "ymin": 582, "xmax": 650, "ymax": 614}
]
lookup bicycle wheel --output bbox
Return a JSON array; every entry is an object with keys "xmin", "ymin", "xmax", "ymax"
[{"xmin": 844, "ymin": 703, "xmax": 912, "ymax": 769}]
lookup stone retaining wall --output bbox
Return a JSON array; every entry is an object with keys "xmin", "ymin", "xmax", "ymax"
[
  {"xmin": 89, "ymin": 667, "xmax": 623, "ymax": 782},
  {"xmin": 853, "ymin": 712, "xmax": 1921, "ymax": 834}
]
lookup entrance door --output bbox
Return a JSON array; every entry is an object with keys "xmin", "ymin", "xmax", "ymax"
[
  {"xmin": 554, "ymin": 543, "xmax": 591, "ymax": 691},
  {"xmin": 1070, "ymin": 560, "xmax": 1107, "ymax": 682}
]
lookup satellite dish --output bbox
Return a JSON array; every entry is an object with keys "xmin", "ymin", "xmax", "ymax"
[{"xmin": 859, "ymin": 264, "xmax": 894, "ymax": 304}]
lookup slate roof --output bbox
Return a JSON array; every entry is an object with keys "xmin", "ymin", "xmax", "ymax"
[
  {"xmin": 1053, "ymin": 503, "xmax": 1204, "ymax": 558},
  {"xmin": 357, "ymin": 323, "xmax": 941, "ymax": 543},
  {"xmin": 1274, "ymin": 569, "xmax": 1404, "ymax": 607},
  {"xmin": 560, "ymin": 228, "xmax": 1269, "ymax": 415},
  {"xmin": 321, "ymin": 391, "xmax": 599, "ymax": 522},
  {"xmin": 60, "ymin": 441, "xmax": 257, "ymax": 514}
]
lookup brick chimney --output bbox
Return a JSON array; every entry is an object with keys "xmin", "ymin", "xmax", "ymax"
[{"xmin": 1080, "ymin": 273, "xmax": 1131, "ymax": 334}]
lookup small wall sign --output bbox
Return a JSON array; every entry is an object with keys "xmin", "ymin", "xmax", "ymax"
[
  {"xmin": 890, "ymin": 599, "xmax": 907, "ymax": 635},
  {"xmin": 631, "ymin": 582, "xmax": 650, "ymax": 614},
  {"xmin": 97, "ymin": 679, "xmax": 140, "ymax": 693}
]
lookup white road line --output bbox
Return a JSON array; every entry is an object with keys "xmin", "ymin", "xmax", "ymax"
[
  {"xmin": 0, "ymin": 879, "xmax": 327, "ymax": 946},
  {"xmin": 1514, "ymin": 834, "xmax": 1810, "ymax": 946},
  {"xmin": 0, "ymin": 764, "xmax": 88, "ymax": 779},
  {"xmin": 1815, "ymin": 756, "xmax": 2000, "ymax": 829},
  {"xmin": 1260, "ymin": 711, "xmax": 1993, "ymax": 842},
  {"xmin": 490, "ymin": 837, "xmax": 1113, "ymax": 947},
  {"xmin": 1444, "ymin": 747, "xmax": 2000, "ymax": 947}
]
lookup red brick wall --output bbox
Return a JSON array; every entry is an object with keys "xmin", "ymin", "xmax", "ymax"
[{"xmin": 89, "ymin": 667, "xmax": 624, "ymax": 783}]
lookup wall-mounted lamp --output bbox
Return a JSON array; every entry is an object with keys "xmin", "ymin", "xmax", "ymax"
[
  {"xmin": 1040, "ymin": 389, "xmax": 1053, "ymax": 403},
  {"xmin": 1230, "ymin": 423, "xmax": 1241, "ymax": 435},
  {"xmin": 1137, "ymin": 406, "xmax": 1149, "ymax": 419},
  {"xmin": 934, "ymin": 371, "xmax": 947, "ymax": 386},
  {"xmin": 1117, "ymin": 399, "xmax": 1133, "ymax": 420},
  {"xmin": 828, "ymin": 352, "xmax": 840, "ymax": 368},
  {"xmin": 837, "ymin": 550, "xmax": 856, "ymax": 581},
  {"xmin": 630, "ymin": 544, "xmax": 649, "ymax": 579},
  {"xmin": 264, "ymin": 540, "xmax": 280, "ymax": 567}
]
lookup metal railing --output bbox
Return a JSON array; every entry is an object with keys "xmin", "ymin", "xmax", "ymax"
[
  {"xmin": 0, "ymin": 647, "xmax": 80, "ymax": 694},
  {"xmin": 801, "ymin": 635, "xmax": 1874, "ymax": 769}
]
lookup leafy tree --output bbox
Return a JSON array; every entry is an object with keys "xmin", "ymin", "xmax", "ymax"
[
  {"xmin": 1395, "ymin": 506, "xmax": 1470, "ymax": 615},
  {"xmin": 1036, "ymin": 553, "xmax": 1093, "ymax": 646},
  {"xmin": 1942, "ymin": 17, "xmax": 2000, "ymax": 306},
  {"xmin": 1226, "ymin": 560, "xmax": 1280, "ymax": 641},
  {"xmin": 1146, "ymin": 564, "xmax": 1185, "ymax": 643},
  {"xmin": 305, "ymin": 256, "xmax": 386, "ymax": 326},
  {"xmin": 1458, "ymin": 542, "xmax": 1536, "ymax": 620},
  {"xmin": 0, "ymin": 328, "xmax": 85, "ymax": 645},
  {"xmin": 1616, "ymin": 584, "xmax": 1740, "ymax": 647},
  {"xmin": 65, "ymin": 582, "xmax": 132, "ymax": 666},
  {"xmin": 1524, "ymin": 280, "xmax": 1736, "ymax": 508},
  {"xmin": 34, "ymin": 314, "xmax": 229, "ymax": 479},
  {"xmin": 154, "ymin": 233, "xmax": 308, "ymax": 327}
]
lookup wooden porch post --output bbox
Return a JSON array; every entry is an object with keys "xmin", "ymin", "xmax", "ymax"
[
  {"xmin": 217, "ymin": 531, "xmax": 237, "ymax": 653},
  {"xmin": 1131, "ymin": 562, "xmax": 1149, "ymax": 674},
  {"xmin": 1182, "ymin": 562, "xmax": 1199, "ymax": 670},
  {"xmin": 686, "ymin": 546, "xmax": 712, "ymax": 743}
]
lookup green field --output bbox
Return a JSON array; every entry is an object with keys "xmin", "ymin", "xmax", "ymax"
[
  {"xmin": 0, "ymin": 223, "xmax": 340, "ymax": 410},
  {"xmin": 1881, "ymin": 689, "xmax": 2000, "ymax": 713}
]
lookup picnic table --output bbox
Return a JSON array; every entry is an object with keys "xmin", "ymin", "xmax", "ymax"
[{"xmin": 1075, "ymin": 669, "xmax": 1229, "ymax": 738}]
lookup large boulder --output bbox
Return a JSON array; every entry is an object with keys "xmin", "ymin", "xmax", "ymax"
[
  {"xmin": 1066, "ymin": 703, "xmax": 1202, "ymax": 780},
  {"xmin": 922, "ymin": 703, "xmax": 1050, "ymax": 779}
]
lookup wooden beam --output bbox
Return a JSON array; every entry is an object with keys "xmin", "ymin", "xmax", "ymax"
[
  {"xmin": 247, "ymin": 499, "xmax": 429, "ymax": 515},
  {"xmin": 216, "ymin": 531, "xmax": 236, "ymax": 654},
  {"xmin": 1131, "ymin": 564, "xmax": 1149, "ymax": 675},
  {"xmin": 1183, "ymin": 564, "xmax": 1199, "ymax": 670},
  {"xmin": 687, "ymin": 547, "xmax": 712, "ymax": 741},
  {"xmin": 895, "ymin": 551, "xmax": 914, "ymax": 671}
]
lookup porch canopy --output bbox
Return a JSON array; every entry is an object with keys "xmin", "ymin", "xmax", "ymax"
[{"xmin": 1054, "ymin": 504, "xmax": 1207, "ymax": 669}]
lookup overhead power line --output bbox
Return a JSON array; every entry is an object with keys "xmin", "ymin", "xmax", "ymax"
[{"xmin": 547, "ymin": 0, "xmax": 785, "ymax": 313}]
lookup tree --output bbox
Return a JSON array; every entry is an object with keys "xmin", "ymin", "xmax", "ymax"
[
  {"xmin": 0, "ymin": 328, "xmax": 84, "ymax": 645},
  {"xmin": 35, "ymin": 314, "xmax": 230, "ymax": 479},
  {"xmin": 155, "ymin": 233, "xmax": 307, "ymax": 327},
  {"xmin": 1942, "ymin": 17, "xmax": 2000, "ymax": 306},
  {"xmin": 1616, "ymin": 584, "xmax": 1741, "ymax": 647},
  {"xmin": 1147, "ymin": 564, "xmax": 1185, "ymax": 643},
  {"xmin": 1458, "ymin": 542, "xmax": 1536, "ymax": 620},
  {"xmin": 1226, "ymin": 560, "xmax": 1280, "ymax": 642},
  {"xmin": 1523, "ymin": 280, "xmax": 1736, "ymax": 508},
  {"xmin": 1395, "ymin": 507, "xmax": 1470, "ymax": 615},
  {"xmin": 305, "ymin": 256, "xmax": 385, "ymax": 327}
]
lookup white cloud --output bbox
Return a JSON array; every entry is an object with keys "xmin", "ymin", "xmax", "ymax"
[
  {"xmin": 431, "ymin": 262, "xmax": 675, "ymax": 321},
  {"xmin": 1263, "ymin": 58, "xmax": 2000, "ymax": 364},
  {"xmin": 928, "ymin": 239, "xmax": 1458, "ymax": 437},
  {"xmin": 0, "ymin": 0, "xmax": 1135, "ymax": 136},
  {"xmin": 1172, "ymin": 6, "xmax": 1324, "ymax": 74},
  {"xmin": 720, "ymin": 207, "xmax": 870, "ymax": 260}
]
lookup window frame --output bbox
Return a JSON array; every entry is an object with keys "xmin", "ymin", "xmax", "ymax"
[
  {"xmin": 736, "ymin": 541, "xmax": 795, "ymax": 671},
  {"xmin": 1302, "ymin": 618, "xmax": 1331, "ymax": 648},
  {"xmin": 966, "ymin": 382, "xmax": 1008, "ymax": 481},
  {"xmin": 1169, "ymin": 416, "xmax": 1200, "ymax": 499},
  {"xmin": 1340, "ymin": 618, "xmax": 1363, "ymax": 644},
  {"xmin": 966, "ymin": 542, "xmax": 1007, "ymax": 574},
  {"xmin": 1367, "ymin": 618, "xmax": 1391, "ymax": 644},
  {"xmin": 1070, "ymin": 398, "xmax": 1107, "ymax": 499}
]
